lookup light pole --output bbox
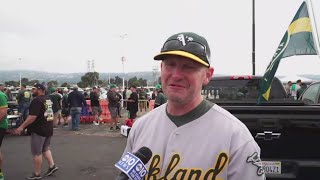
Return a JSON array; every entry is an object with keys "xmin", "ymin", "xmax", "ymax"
[
  {"xmin": 19, "ymin": 58, "xmax": 22, "ymax": 88},
  {"xmin": 120, "ymin": 34, "xmax": 127, "ymax": 90},
  {"xmin": 121, "ymin": 56, "xmax": 126, "ymax": 90}
]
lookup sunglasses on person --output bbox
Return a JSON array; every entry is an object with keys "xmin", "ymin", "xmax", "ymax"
[{"xmin": 161, "ymin": 39, "xmax": 210, "ymax": 64}]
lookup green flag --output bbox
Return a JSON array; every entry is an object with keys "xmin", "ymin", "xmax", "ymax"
[{"xmin": 258, "ymin": 1, "xmax": 317, "ymax": 103}]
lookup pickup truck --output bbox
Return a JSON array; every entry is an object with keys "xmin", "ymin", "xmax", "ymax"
[{"xmin": 203, "ymin": 75, "xmax": 320, "ymax": 179}]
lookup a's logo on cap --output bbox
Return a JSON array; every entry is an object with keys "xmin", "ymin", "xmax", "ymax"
[{"xmin": 177, "ymin": 34, "xmax": 193, "ymax": 46}]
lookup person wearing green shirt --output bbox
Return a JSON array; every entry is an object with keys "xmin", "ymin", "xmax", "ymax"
[
  {"xmin": 154, "ymin": 85, "xmax": 167, "ymax": 108},
  {"xmin": 0, "ymin": 83, "xmax": 8, "ymax": 180}
]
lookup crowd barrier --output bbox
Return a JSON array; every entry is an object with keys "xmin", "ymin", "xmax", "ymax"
[
  {"xmin": 80, "ymin": 99, "xmax": 155, "ymax": 123},
  {"xmin": 80, "ymin": 100, "xmax": 112, "ymax": 123}
]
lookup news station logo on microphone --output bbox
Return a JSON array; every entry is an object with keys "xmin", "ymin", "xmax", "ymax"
[{"xmin": 115, "ymin": 152, "xmax": 148, "ymax": 180}]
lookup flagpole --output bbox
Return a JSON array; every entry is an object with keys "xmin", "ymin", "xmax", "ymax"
[
  {"xmin": 252, "ymin": 0, "xmax": 256, "ymax": 75},
  {"xmin": 306, "ymin": 0, "xmax": 320, "ymax": 58}
]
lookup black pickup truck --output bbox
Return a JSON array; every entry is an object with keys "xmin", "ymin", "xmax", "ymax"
[{"xmin": 203, "ymin": 75, "xmax": 320, "ymax": 180}]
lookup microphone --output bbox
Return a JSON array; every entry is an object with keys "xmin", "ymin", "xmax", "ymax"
[{"xmin": 115, "ymin": 147, "xmax": 152, "ymax": 180}]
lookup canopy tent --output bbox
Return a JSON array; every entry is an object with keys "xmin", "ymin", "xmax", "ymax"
[{"xmin": 280, "ymin": 75, "xmax": 315, "ymax": 83}]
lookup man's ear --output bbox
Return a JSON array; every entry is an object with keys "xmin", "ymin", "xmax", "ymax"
[{"xmin": 203, "ymin": 67, "xmax": 214, "ymax": 85}]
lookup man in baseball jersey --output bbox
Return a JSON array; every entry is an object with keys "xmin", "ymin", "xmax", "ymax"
[{"xmin": 121, "ymin": 32, "xmax": 265, "ymax": 179}]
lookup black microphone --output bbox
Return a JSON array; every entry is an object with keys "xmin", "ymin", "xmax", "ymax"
[{"xmin": 115, "ymin": 146, "xmax": 153, "ymax": 180}]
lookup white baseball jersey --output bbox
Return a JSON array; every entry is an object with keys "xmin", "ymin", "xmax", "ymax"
[{"xmin": 123, "ymin": 100, "xmax": 266, "ymax": 180}]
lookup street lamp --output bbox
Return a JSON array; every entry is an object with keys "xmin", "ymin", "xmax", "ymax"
[
  {"xmin": 120, "ymin": 34, "xmax": 128, "ymax": 90},
  {"xmin": 121, "ymin": 56, "xmax": 126, "ymax": 90}
]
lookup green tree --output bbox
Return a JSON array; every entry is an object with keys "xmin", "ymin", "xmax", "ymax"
[
  {"xmin": 47, "ymin": 80, "xmax": 58, "ymax": 87},
  {"xmin": 109, "ymin": 78, "xmax": 115, "ymax": 84},
  {"xmin": 138, "ymin": 78, "xmax": 147, "ymax": 87},
  {"xmin": 132, "ymin": 81, "xmax": 141, "ymax": 87},
  {"xmin": 79, "ymin": 72, "xmax": 99, "ymax": 87},
  {"xmin": 5, "ymin": 81, "xmax": 19, "ymax": 87},
  {"xmin": 128, "ymin": 77, "xmax": 137, "ymax": 87},
  {"xmin": 21, "ymin": 78, "xmax": 29, "ymax": 85},
  {"xmin": 60, "ymin": 82, "xmax": 70, "ymax": 87},
  {"xmin": 77, "ymin": 81, "xmax": 86, "ymax": 88},
  {"xmin": 28, "ymin": 80, "xmax": 39, "ymax": 86},
  {"xmin": 114, "ymin": 76, "xmax": 123, "ymax": 86}
]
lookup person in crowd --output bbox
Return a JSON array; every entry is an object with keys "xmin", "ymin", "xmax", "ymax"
[
  {"xmin": 138, "ymin": 87, "xmax": 147, "ymax": 112},
  {"xmin": 107, "ymin": 84, "xmax": 120, "ymax": 131},
  {"xmin": 17, "ymin": 84, "xmax": 32, "ymax": 122},
  {"xmin": 151, "ymin": 89, "xmax": 156, "ymax": 100},
  {"xmin": 126, "ymin": 85, "xmax": 138, "ymax": 121},
  {"xmin": 297, "ymin": 82, "xmax": 307, "ymax": 99},
  {"xmin": 67, "ymin": 85, "xmax": 87, "ymax": 131},
  {"xmin": 5, "ymin": 88, "xmax": 13, "ymax": 101},
  {"xmin": 154, "ymin": 85, "xmax": 167, "ymax": 108},
  {"xmin": 90, "ymin": 86, "xmax": 102, "ymax": 126},
  {"xmin": 291, "ymin": 79, "xmax": 302, "ymax": 100},
  {"xmin": 0, "ymin": 84, "xmax": 4, "ymax": 93},
  {"xmin": 122, "ymin": 87, "xmax": 127, "ymax": 108},
  {"xmin": 115, "ymin": 90, "xmax": 122, "ymax": 118},
  {"xmin": 121, "ymin": 32, "xmax": 265, "ymax": 179},
  {"xmin": 0, "ymin": 83, "xmax": 8, "ymax": 180},
  {"xmin": 48, "ymin": 87, "xmax": 62, "ymax": 128},
  {"xmin": 61, "ymin": 88, "xmax": 69, "ymax": 127},
  {"xmin": 285, "ymin": 81, "xmax": 292, "ymax": 98},
  {"xmin": 14, "ymin": 83, "xmax": 58, "ymax": 179}
]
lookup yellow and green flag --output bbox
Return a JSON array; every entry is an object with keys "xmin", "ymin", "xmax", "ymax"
[{"xmin": 258, "ymin": 1, "xmax": 318, "ymax": 103}]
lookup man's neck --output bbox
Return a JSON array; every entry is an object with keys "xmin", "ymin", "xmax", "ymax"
[{"xmin": 167, "ymin": 96, "xmax": 203, "ymax": 116}]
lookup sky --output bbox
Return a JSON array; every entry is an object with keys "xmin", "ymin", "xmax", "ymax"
[{"xmin": 0, "ymin": 0, "xmax": 320, "ymax": 76}]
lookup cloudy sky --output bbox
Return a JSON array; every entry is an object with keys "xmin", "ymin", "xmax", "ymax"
[{"xmin": 0, "ymin": 0, "xmax": 320, "ymax": 76}]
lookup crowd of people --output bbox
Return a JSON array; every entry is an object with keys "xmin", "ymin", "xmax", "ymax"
[
  {"xmin": 0, "ymin": 81, "xmax": 169, "ymax": 179},
  {"xmin": 285, "ymin": 79, "xmax": 308, "ymax": 100}
]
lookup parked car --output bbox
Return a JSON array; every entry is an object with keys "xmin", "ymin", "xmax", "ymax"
[{"xmin": 298, "ymin": 81, "xmax": 320, "ymax": 105}]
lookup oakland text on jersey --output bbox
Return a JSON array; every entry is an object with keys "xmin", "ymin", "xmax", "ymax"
[{"xmin": 144, "ymin": 152, "xmax": 229, "ymax": 180}]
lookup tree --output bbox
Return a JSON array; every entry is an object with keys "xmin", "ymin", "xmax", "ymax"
[
  {"xmin": 114, "ymin": 76, "xmax": 123, "ymax": 86},
  {"xmin": 47, "ymin": 80, "xmax": 58, "ymax": 87},
  {"xmin": 5, "ymin": 81, "xmax": 19, "ymax": 87},
  {"xmin": 29, "ymin": 80, "xmax": 39, "ymax": 86},
  {"xmin": 138, "ymin": 78, "xmax": 147, "ymax": 87},
  {"xmin": 77, "ymin": 81, "xmax": 86, "ymax": 88},
  {"xmin": 109, "ymin": 78, "xmax": 115, "ymax": 84},
  {"xmin": 79, "ymin": 72, "xmax": 99, "ymax": 87},
  {"xmin": 128, "ymin": 77, "xmax": 138, "ymax": 87},
  {"xmin": 60, "ymin": 82, "xmax": 70, "ymax": 87},
  {"xmin": 21, "ymin": 78, "xmax": 29, "ymax": 85}
]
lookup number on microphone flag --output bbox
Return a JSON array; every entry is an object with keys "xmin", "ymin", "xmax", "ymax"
[{"xmin": 115, "ymin": 152, "xmax": 148, "ymax": 180}]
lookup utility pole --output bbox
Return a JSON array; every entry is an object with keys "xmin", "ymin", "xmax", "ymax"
[{"xmin": 252, "ymin": 0, "xmax": 256, "ymax": 75}]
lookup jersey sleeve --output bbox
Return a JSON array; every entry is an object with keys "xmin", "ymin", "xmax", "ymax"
[{"xmin": 227, "ymin": 140, "xmax": 266, "ymax": 180}]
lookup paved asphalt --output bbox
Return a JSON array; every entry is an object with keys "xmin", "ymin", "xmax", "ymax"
[
  {"xmin": 2, "ymin": 108, "xmax": 149, "ymax": 180},
  {"xmin": 3, "ymin": 130, "xmax": 127, "ymax": 180}
]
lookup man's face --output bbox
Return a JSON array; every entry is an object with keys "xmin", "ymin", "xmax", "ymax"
[
  {"xmin": 32, "ymin": 88, "xmax": 39, "ymax": 97},
  {"xmin": 161, "ymin": 55, "xmax": 213, "ymax": 105}
]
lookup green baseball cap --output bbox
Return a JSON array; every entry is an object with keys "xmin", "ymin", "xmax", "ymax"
[
  {"xmin": 155, "ymin": 84, "xmax": 161, "ymax": 90},
  {"xmin": 154, "ymin": 32, "xmax": 211, "ymax": 67},
  {"xmin": 110, "ymin": 84, "xmax": 117, "ymax": 89},
  {"xmin": 49, "ymin": 87, "xmax": 56, "ymax": 93}
]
